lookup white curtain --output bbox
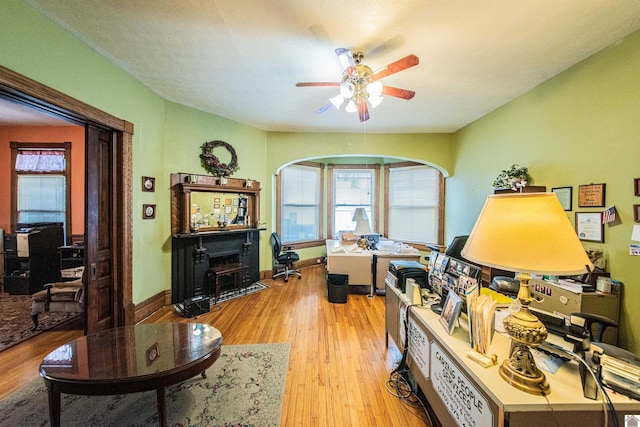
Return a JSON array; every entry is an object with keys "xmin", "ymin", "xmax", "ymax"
[{"xmin": 15, "ymin": 149, "xmax": 65, "ymax": 172}]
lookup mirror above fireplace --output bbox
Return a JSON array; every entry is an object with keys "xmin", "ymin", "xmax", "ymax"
[{"xmin": 170, "ymin": 173, "xmax": 261, "ymax": 235}]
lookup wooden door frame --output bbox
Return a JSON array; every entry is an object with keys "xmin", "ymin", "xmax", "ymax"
[{"xmin": 0, "ymin": 65, "xmax": 134, "ymax": 328}]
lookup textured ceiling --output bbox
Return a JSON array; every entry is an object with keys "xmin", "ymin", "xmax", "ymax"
[{"xmin": 13, "ymin": 0, "xmax": 640, "ymax": 133}]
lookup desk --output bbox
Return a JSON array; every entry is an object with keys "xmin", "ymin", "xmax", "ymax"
[
  {"xmin": 385, "ymin": 282, "xmax": 640, "ymax": 426},
  {"xmin": 325, "ymin": 239, "xmax": 421, "ymax": 294},
  {"xmin": 40, "ymin": 323, "xmax": 223, "ymax": 427}
]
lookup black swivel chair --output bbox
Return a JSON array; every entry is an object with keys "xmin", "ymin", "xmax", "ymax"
[{"xmin": 271, "ymin": 232, "xmax": 301, "ymax": 282}]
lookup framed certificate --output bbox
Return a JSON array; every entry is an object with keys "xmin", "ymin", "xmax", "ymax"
[
  {"xmin": 578, "ymin": 183, "xmax": 606, "ymax": 207},
  {"xmin": 575, "ymin": 212, "xmax": 604, "ymax": 242},
  {"xmin": 552, "ymin": 186, "xmax": 572, "ymax": 211}
]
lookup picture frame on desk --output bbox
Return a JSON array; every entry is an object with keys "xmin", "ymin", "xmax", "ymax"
[{"xmin": 440, "ymin": 291, "xmax": 462, "ymax": 335}]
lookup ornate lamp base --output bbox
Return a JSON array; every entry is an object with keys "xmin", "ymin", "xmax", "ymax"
[
  {"xmin": 499, "ymin": 342, "xmax": 550, "ymax": 395},
  {"xmin": 357, "ymin": 237, "xmax": 369, "ymax": 249}
]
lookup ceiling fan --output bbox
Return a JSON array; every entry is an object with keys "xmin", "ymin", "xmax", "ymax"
[{"xmin": 296, "ymin": 48, "xmax": 419, "ymax": 122}]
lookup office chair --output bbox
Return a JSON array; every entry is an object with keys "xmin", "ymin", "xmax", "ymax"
[
  {"xmin": 271, "ymin": 232, "xmax": 301, "ymax": 282},
  {"xmin": 426, "ymin": 235, "xmax": 469, "ymax": 262}
]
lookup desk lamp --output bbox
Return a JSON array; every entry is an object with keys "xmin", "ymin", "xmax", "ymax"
[
  {"xmin": 352, "ymin": 208, "xmax": 372, "ymax": 249},
  {"xmin": 461, "ymin": 193, "xmax": 592, "ymax": 395}
]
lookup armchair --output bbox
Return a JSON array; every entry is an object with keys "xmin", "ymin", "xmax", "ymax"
[
  {"xmin": 271, "ymin": 232, "xmax": 301, "ymax": 282},
  {"xmin": 30, "ymin": 274, "xmax": 84, "ymax": 331}
]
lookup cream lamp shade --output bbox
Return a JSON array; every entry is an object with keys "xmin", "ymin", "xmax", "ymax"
[
  {"xmin": 353, "ymin": 220, "xmax": 372, "ymax": 236},
  {"xmin": 352, "ymin": 208, "xmax": 368, "ymax": 222},
  {"xmin": 352, "ymin": 208, "xmax": 372, "ymax": 236},
  {"xmin": 461, "ymin": 193, "xmax": 593, "ymax": 275},
  {"xmin": 461, "ymin": 192, "xmax": 592, "ymax": 395}
]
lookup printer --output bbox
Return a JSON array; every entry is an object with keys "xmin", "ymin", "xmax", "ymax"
[{"xmin": 387, "ymin": 260, "xmax": 428, "ymax": 292}]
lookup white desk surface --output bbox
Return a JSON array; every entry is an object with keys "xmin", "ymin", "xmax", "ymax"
[
  {"xmin": 325, "ymin": 239, "xmax": 421, "ymax": 257},
  {"xmin": 389, "ymin": 284, "xmax": 640, "ymax": 413}
]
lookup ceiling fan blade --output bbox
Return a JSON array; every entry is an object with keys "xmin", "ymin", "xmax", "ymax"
[
  {"xmin": 371, "ymin": 54, "xmax": 419, "ymax": 81},
  {"xmin": 358, "ymin": 98, "xmax": 369, "ymax": 122},
  {"xmin": 382, "ymin": 86, "xmax": 415, "ymax": 100},
  {"xmin": 316, "ymin": 102, "xmax": 333, "ymax": 114},
  {"xmin": 296, "ymin": 82, "xmax": 340, "ymax": 87},
  {"xmin": 335, "ymin": 48, "xmax": 357, "ymax": 76}
]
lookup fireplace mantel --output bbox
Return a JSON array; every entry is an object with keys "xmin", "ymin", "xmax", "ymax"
[
  {"xmin": 170, "ymin": 172, "xmax": 263, "ymax": 303},
  {"xmin": 171, "ymin": 228, "xmax": 265, "ymax": 303}
]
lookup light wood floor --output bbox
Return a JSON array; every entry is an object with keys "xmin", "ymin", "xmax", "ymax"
[{"xmin": 0, "ymin": 265, "xmax": 431, "ymax": 426}]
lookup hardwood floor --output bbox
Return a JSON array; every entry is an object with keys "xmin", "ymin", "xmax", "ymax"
[{"xmin": 0, "ymin": 265, "xmax": 431, "ymax": 426}]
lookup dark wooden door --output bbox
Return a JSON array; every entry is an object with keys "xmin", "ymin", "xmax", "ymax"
[{"xmin": 85, "ymin": 125, "xmax": 115, "ymax": 333}]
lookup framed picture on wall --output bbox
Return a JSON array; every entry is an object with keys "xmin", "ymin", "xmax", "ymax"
[
  {"xmin": 635, "ymin": 178, "xmax": 640, "ymax": 196},
  {"xmin": 578, "ymin": 183, "xmax": 606, "ymax": 207},
  {"xmin": 575, "ymin": 212, "xmax": 604, "ymax": 242},
  {"xmin": 634, "ymin": 205, "xmax": 640, "ymax": 223},
  {"xmin": 143, "ymin": 204, "xmax": 156, "ymax": 219},
  {"xmin": 552, "ymin": 186, "xmax": 573, "ymax": 211},
  {"xmin": 142, "ymin": 176, "xmax": 155, "ymax": 192}
]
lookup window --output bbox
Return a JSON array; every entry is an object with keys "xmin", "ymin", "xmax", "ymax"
[
  {"xmin": 329, "ymin": 166, "xmax": 379, "ymax": 237},
  {"xmin": 386, "ymin": 164, "xmax": 443, "ymax": 245},
  {"xmin": 277, "ymin": 163, "xmax": 323, "ymax": 244},
  {"xmin": 10, "ymin": 142, "xmax": 72, "ymax": 241}
]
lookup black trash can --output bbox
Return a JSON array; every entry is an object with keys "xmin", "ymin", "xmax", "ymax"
[{"xmin": 328, "ymin": 273, "xmax": 349, "ymax": 303}]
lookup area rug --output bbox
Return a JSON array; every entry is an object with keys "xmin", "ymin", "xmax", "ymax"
[
  {"xmin": 213, "ymin": 280, "xmax": 270, "ymax": 305},
  {"xmin": 0, "ymin": 342, "xmax": 290, "ymax": 427},
  {"xmin": 0, "ymin": 292, "xmax": 79, "ymax": 353}
]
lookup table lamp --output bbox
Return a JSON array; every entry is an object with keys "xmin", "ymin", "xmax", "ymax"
[
  {"xmin": 352, "ymin": 208, "xmax": 372, "ymax": 248},
  {"xmin": 461, "ymin": 193, "xmax": 593, "ymax": 395}
]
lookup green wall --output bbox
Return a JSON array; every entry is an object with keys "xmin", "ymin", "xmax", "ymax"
[
  {"xmin": 4, "ymin": 0, "xmax": 640, "ymax": 352},
  {"xmin": 449, "ymin": 31, "xmax": 640, "ymax": 351}
]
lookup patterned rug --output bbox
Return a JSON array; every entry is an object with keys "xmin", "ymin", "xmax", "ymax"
[
  {"xmin": 0, "ymin": 292, "xmax": 79, "ymax": 353},
  {"xmin": 0, "ymin": 342, "xmax": 290, "ymax": 427}
]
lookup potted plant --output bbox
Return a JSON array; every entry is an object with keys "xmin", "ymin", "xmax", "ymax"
[{"xmin": 492, "ymin": 164, "xmax": 533, "ymax": 191}]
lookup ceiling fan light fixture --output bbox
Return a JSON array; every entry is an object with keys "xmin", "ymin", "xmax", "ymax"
[
  {"xmin": 368, "ymin": 94, "xmax": 383, "ymax": 109},
  {"xmin": 297, "ymin": 48, "xmax": 418, "ymax": 121},
  {"xmin": 345, "ymin": 99, "xmax": 357, "ymax": 113},
  {"xmin": 329, "ymin": 93, "xmax": 345, "ymax": 109},
  {"xmin": 339, "ymin": 81, "xmax": 355, "ymax": 98},
  {"xmin": 366, "ymin": 80, "xmax": 383, "ymax": 98}
]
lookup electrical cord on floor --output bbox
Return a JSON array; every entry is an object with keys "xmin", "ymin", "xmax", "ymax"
[{"xmin": 386, "ymin": 303, "xmax": 434, "ymax": 426}]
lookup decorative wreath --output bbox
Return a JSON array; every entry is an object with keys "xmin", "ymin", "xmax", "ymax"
[{"xmin": 200, "ymin": 140, "xmax": 239, "ymax": 177}]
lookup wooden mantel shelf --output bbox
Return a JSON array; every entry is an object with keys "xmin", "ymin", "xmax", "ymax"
[
  {"xmin": 170, "ymin": 172, "xmax": 261, "ymax": 235},
  {"xmin": 173, "ymin": 227, "xmax": 266, "ymax": 239}
]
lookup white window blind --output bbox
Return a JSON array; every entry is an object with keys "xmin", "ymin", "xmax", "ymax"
[
  {"xmin": 388, "ymin": 165, "xmax": 440, "ymax": 244},
  {"xmin": 17, "ymin": 175, "xmax": 66, "ymax": 224},
  {"xmin": 281, "ymin": 164, "xmax": 320, "ymax": 242},
  {"xmin": 333, "ymin": 169, "xmax": 373, "ymax": 236}
]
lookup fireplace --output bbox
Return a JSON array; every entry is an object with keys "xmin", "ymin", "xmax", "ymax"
[
  {"xmin": 171, "ymin": 229, "xmax": 262, "ymax": 303},
  {"xmin": 207, "ymin": 251, "xmax": 245, "ymax": 293}
]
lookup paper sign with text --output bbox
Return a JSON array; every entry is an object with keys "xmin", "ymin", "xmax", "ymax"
[
  {"xmin": 430, "ymin": 342, "xmax": 493, "ymax": 427},
  {"xmin": 408, "ymin": 315, "xmax": 430, "ymax": 380}
]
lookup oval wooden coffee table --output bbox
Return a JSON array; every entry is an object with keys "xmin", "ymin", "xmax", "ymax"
[{"xmin": 39, "ymin": 323, "xmax": 223, "ymax": 427}]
